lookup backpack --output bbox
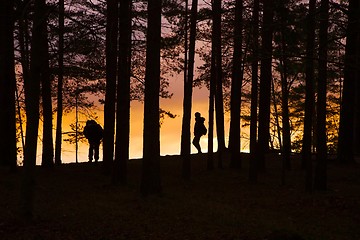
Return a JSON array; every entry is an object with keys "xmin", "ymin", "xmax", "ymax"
[
  {"xmin": 95, "ymin": 124, "xmax": 103, "ymax": 140},
  {"xmin": 84, "ymin": 123, "xmax": 103, "ymax": 141},
  {"xmin": 201, "ymin": 123, "xmax": 207, "ymax": 135}
]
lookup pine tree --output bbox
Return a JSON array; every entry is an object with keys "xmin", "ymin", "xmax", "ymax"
[
  {"xmin": 257, "ymin": 0, "xmax": 274, "ymax": 170},
  {"xmin": 141, "ymin": 0, "xmax": 162, "ymax": 196},
  {"xmin": 0, "ymin": 0, "xmax": 17, "ymax": 170},
  {"xmin": 229, "ymin": 0, "xmax": 243, "ymax": 169}
]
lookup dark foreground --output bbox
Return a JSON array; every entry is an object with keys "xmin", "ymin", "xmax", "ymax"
[{"xmin": 1, "ymin": 153, "xmax": 360, "ymax": 240}]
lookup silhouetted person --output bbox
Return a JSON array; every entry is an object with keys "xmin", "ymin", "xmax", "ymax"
[
  {"xmin": 192, "ymin": 112, "xmax": 207, "ymax": 153},
  {"xmin": 83, "ymin": 120, "xmax": 103, "ymax": 163}
]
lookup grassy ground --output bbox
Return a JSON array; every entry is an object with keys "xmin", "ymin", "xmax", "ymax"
[{"xmin": 1, "ymin": 153, "xmax": 360, "ymax": 240}]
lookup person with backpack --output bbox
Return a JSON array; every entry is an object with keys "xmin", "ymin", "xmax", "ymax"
[
  {"xmin": 83, "ymin": 120, "xmax": 103, "ymax": 163},
  {"xmin": 192, "ymin": 112, "xmax": 207, "ymax": 153}
]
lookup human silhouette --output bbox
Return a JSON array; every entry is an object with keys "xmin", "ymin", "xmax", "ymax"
[
  {"xmin": 83, "ymin": 120, "xmax": 103, "ymax": 163},
  {"xmin": 192, "ymin": 112, "xmax": 207, "ymax": 153}
]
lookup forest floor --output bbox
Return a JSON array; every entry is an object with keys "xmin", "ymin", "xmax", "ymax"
[{"xmin": 1, "ymin": 152, "xmax": 360, "ymax": 240}]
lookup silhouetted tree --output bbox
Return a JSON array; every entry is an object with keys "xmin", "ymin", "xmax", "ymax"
[
  {"xmin": 55, "ymin": 0, "xmax": 65, "ymax": 165},
  {"xmin": 356, "ymin": 3, "xmax": 360, "ymax": 154},
  {"xmin": 181, "ymin": 0, "xmax": 190, "ymax": 177},
  {"xmin": 103, "ymin": 0, "xmax": 118, "ymax": 174},
  {"xmin": 302, "ymin": 0, "xmax": 316, "ymax": 192},
  {"xmin": 314, "ymin": 0, "xmax": 329, "ymax": 191},
  {"xmin": 113, "ymin": 0, "xmax": 132, "ymax": 184},
  {"xmin": 205, "ymin": 1, "xmax": 218, "ymax": 170},
  {"xmin": 0, "ymin": 0, "xmax": 17, "ymax": 171},
  {"xmin": 257, "ymin": 0, "xmax": 274, "ymax": 170},
  {"xmin": 181, "ymin": 0, "xmax": 198, "ymax": 180},
  {"xmin": 213, "ymin": 0, "xmax": 226, "ymax": 168},
  {"xmin": 229, "ymin": 0, "xmax": 243, "ymax": 169},
  {"xmin": 17, "ymin": 2, "xmax": 31, "ymax": 169},
  {"xmin": 141, "ymin": 0, "xmax": 162, "ymax": 196},
  {"xmin": 40, "ymin": 4, "xmax": 54, "ymax": 168},
  {"xmin": 249, "ymin": 0, "xmax": 260, "ymax": 183},
  {"xmin": 337, "ymin": 0, "xmax": 359, "ymax": 165},
  {"xmin": 21, "ymin": 0, "xmax": 46, "ymax": 218},
  {"xmin": 277, "ymin": 0, "xmax": 291, "ymax": 174},
  {"xmin": 208, "ymin": 51, "xmax": 216, "ymax": 171}
]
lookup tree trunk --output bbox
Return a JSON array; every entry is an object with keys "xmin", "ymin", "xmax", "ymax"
[
  {"xmin": 113, "ymin": 0, "xmax": 131, "ymax": 185},
  {"xmin": 337, "ymin": 0, "xmax": 359, "ymax": 164},
  {"xmin": 41, "ymin": 76, "xmax": 54, "ymax": 167},
  {"xmin": 257, "ymin": 0, "xmax": 274, "ymax": 170},
  {"xmin": 278, "ymin": 0, "xmax": 291, "ymax": 172},
  {"xmin": 181, "ymin": 0, "xmax": 198, "ymax": 180},
  {"xmin": 21, "ymin": 0, "xmax": 45, "ymax": 218},
  {"xmin": 302, "ymin": 0, "xmax": 316, "ymax": 192},
  {"xmin": 280, "ymin": 62, "xmax": 291, "ymax": 171},
  {"xmin": 141, "ymin": 0, "xmax": 162, "ymax": 196},
  {"xmin": 180, "ymin": 0, "xmax": 189, "ymax": 175},
  {"xmin": 212, "ymin": 0, "xmax": 226, "ymax": 168},
  {"xmin": 55, "ymin": 0, "xmax": 65, "ymax": 165},
  {"xmin": 356, "ymin": 2, "xmax": 360, "ymax": 156},
  {"xmin": 18, "ymin": 0, "xmax": 31, "ymax": 167},
  {"xmin": 229, "ymin": 0, "xmax": 243, "ymax": 169},
  {"xmin": 314, "ymin": 0, "xmax": 329, "ymax": 191},
  {"xmin": 0, "ymin": 0, "xmax": 17, "ymax": 171},
  {"xmin": 103, "ymin": 0, "xmax": 118, "ymax": 173},
  {"xmin": 40, "ymin": 14, "xmax": 54, "ymax": 167},
  {"xmin": 207, "ymin": 52, "xmax": 216, "ymax": 171},
  {"xmin": 249, "ymin": 0, "xmax": 259, "ymax": 183}
]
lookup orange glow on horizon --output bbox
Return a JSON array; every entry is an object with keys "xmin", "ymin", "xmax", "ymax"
[{"xmin": 24, "ymin": 75, "xmax": 237, "ymax": 165}]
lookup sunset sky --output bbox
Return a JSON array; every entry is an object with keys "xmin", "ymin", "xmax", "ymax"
[{"xmin": 31, "ymin": 73, "xmax": 234, "ymax": 165}]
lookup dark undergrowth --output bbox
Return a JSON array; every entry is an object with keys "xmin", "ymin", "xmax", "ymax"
[{"xmin": 1, "ymin": 152, "xmax": 359, "ymax": 240}]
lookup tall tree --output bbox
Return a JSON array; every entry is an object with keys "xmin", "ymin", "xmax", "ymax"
[
  {"xmin": 356, "ymin": 1, "xmax": 360, "ymax": 153},
  {"xmin": 40, "ymin": 4, "xmax": 54, "ymax": 168},
  {"xmin": 103, "ymin": 0, "xmax": 118, "ymax": 173},
  {"xmin": 302, "ymin": 0, "xmax": 316, "ymax": 192},
  {"xmin": 278, "ymin": 0, "xmax": 291, "ymax": 172},
  {"xmin": 55, "ymin": 0, "xmax": 65, "ymax": 165},
  {"xmin": 180, "ymin": 0, "xmax": 189, "ymax": 157},
  {"xmin": 21, "ymin": 0, "xmax": 46, "ymax": 218},
  {"xmin": 0, "ymin": 0, "xmax": 17, "ymax": 170},
  {"xmin": 181, "ymin": 0, "xmax": 198, "ymax": 180},
  {"xmin": 337, "ymin": 0, "xmax": 359, "ymax": 165},
  {"xmin": 113, "ymin": 0, "xmax": 132, "ymax": 184},
  {"xmin": 213, "ymin": 0, "xmax": 226, "ymax": 168},
  {"xmin": 249, "ymin": 0, "xmax": 260, "ymax": 183},
  {"xmin": 257, "ymin": 0, "xmax": 274, "ymax": 170},
  {"xmin": 141, "ymin": 0, "xmax": 162, "ymax": 196},
  {"xmin": 314, "ymin": 0, "xmax": 329, "ymax": 191},
  {"xmin": 228, "ymin": 0, "xmax": 243, "ymax": 169},
  {"xmin": 208, "ymin": 50, "xmax": 216, "ymax": 171}
]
